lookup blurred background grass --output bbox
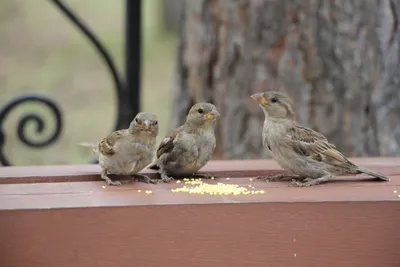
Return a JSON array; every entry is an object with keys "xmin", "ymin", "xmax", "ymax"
[{"xmin": 0, "ymin": 0, "xmax": 178, "ymax": 165}]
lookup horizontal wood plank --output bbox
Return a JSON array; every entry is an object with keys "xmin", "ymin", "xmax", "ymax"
[
  {"xmin": 0, "ymin": 158, "xmax": 400, "ymax": 267},
  {"xmin": 0, "ymin": 202, "xmax": 399, "ymax": 267}
]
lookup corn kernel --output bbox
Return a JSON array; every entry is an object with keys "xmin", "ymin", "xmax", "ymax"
[
  {"xmin": 101, "ymin": 186, "xmax": 106, "ymax": 189},
  {"xmin": 393, "ymin": 190, "xmax": 397, "ymax": 194},
  {"xmin": 226, "ymin": 178, "xmax": 230, "ymax": 181},
  {"xmin": 398, "ymin": 194, "xmax": 400, "ymax": 198},
  {"xmin": 145, "ymin": 190, "xmax": 152, "ymax": 194},
  {"xmin": 169, "ymin": 179, "xmax": 267, "ymax": 196},
  {"xmin": 249, "ymin": 178, "xmax": 253, "ymax": 181},
  {"xmin": 176, "ymin": 180, "xmax": 181, "ymax": 184},
  {"xmin": 137, "ymin": 190, "xmax": 142, "ymax": 193}
]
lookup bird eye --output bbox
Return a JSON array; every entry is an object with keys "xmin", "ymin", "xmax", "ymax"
[
  {"xmin": 271, "ymin": 97, "xmax": 278, "ymax": 103},
  {"xmin": 198, "ymin": 108, "xmax": 204, "ymax": 114},
  {"xmin": 153, "ymin": 121, "xmax": 158, "ymax": 126},
  {"xmin": 135, "ymin": 118, "xmax": 139, "ymax": 123}
]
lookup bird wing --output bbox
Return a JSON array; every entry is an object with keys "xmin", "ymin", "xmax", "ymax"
[
  {"xmin": 156, "ymin": 126, "xmax": 184, "ymax": 159},
  {"xmin": 98, "ymin": 130, "xmax": 125, "ymax": 156},
  {"xmin": 287, "ymin": 125, "xmax": 356, "ymax": 168}
]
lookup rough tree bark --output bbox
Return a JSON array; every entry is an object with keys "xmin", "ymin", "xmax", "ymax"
[{"xmin": 172, "ymin": 0, "xmax": 400, "ymax": 159}]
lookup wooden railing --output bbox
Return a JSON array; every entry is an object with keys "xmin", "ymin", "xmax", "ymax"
[{"xmin": 1, "ymin": 158, "xmax": 399, "ymax": 267}]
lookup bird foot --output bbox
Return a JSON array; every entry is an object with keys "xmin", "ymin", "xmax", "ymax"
[
  {"xmin": 101, "ymin": 170, "xmax": 122, "ymax": 186},
  {"xmin": 289, "ymin": 175, "xmax": 332, "ymax": 187},
  {"xmin": 104, "ymin": 178, "xmax": 122, "ymax": 186},
  {"xmin": 256, "ymin": 174, "xmax": 297, "ymax": 182},
  {"xmin": 160, "ymin": 173, "xmax": 174, "ymax": 183},
  {"xmin": 133, "ymin": 174, "xmax": 158, "ymax": 184}
]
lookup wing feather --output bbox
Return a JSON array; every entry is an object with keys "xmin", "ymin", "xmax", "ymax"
[{"xmin": 287, "ymin": 125, "xmax": 355, "ymax": 168}]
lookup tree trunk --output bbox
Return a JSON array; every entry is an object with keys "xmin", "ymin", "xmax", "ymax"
[
  {"xmin": 373, "ymin": 0, "xmax": 400, "ymax": 156},
  {"xmin": 173, "ymin": 0, "xmax": 400, "ymax": 159}
]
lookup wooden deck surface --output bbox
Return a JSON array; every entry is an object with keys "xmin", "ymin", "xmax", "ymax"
[{"xmin": 0, "ymin": 158, "xmax": 399, "ymax": 267}]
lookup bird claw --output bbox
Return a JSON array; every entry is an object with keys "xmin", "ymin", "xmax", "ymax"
[
  {"xmin": 256, "ymin": 174, "xmax": 296, "ymax": 182},
  {"xmin": 134, "ymin": 174, "xmax": 159, "ymax": 184},
  {"xmin": 289, "ymin": 176, "xmax": 330, "ymax": 187},
  {"xmin": 101, "ymin": 171, "xmax": 122, "ymax": 186},
  {"xmin": 160, "ymin": 173, "xmax": 174, "ymax": 183},
  {"xmin": 289, "ymin": 179, "xmax": 307, "ymax": 187},
  {"xmin": 161, "ymin": 177, "xmax": 174, "ymax": 183},
  {"xmin": 106, "ymin": 180, "xmax": 122, "ymax": 186}
]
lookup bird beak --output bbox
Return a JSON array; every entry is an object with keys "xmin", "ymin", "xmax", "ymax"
[
  {"xmin": 204, "ymin": 110, "xmax": 220, "ymax": 120},
  {"xmin": 143, "ymin": 120, "xmax": 151, "ymax": 130},
  {"xmin": 250, "ymin": 93, "xmax": 268, "ymax": 105}
]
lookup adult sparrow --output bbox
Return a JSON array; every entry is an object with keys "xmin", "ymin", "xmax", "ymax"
[
  {"xmin": 80, "ymin": 112, "xmax": 159, "ymax": 186},
  {"xmin": 251, "ymin": 91, "xmax": 390, "ymax": 187},
  {"xmin": 148, "ymin": 103, "xmax": 220, "ymax": 182}
]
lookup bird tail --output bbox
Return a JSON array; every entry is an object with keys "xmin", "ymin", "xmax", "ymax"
[
  {"xmin": 147, "ymin": 162, "xmax": 159, "ymax": 170},
  {"xmin": 357, "ymin": 167, "xmax": 391, "ymax": 181},
  {"xmin": 78, "ymin": 142, "xmax": 99, "ymax": 154}
]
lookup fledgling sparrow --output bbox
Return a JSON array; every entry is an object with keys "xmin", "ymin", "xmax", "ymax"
[
  {"xmin": 80, "ymin": 112, "xmax": 159, "ymax": 186},
  {"xmin": 148, "ymin": 103, "xmax": 220, "ymax": 182},
  {"xmin": 251, "ymin": 91, "xmax": 391, "ymax": 187}
]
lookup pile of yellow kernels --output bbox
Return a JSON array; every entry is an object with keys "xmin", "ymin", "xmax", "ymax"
[{"xmin": 171, "ymin": 178, "xmax": 265, "ymax": 196}]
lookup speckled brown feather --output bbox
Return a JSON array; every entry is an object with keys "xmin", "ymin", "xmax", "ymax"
[
  {"xmin": 288, "ymin": 125, "xmax": 357, "ymax": 169},
  {"xmin": 98, "ymin": 131, "xmax": 125, "ymax": 156},
  {"xmin": 156, "ymin": 126, "xmax": 184, "ymax": 159}
]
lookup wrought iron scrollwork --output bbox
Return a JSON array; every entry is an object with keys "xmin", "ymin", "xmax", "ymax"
[
  {"xmin": 51, "ymin": 0, "xmax": 126, "ymax": 131},
  {"xmin": 0, "ymin": 0, "xmax": 140, "ymax": 166},
  {"xmin": 0, "ymin": 95, "xmax": 63, "ymax": 166}
]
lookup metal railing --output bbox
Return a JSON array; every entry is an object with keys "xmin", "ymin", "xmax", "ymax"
[{"xmin": 0, "ymin": 0, "xmax": 141, "ymax": 166}]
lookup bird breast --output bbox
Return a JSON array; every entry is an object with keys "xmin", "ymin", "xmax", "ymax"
[
  {"xmin": 100, "ymin": 140, "xmax": 154, "ymax": 175},
  {"xmin": 195, "ymin": 130, "xmax": 216, "ymax": 167}
]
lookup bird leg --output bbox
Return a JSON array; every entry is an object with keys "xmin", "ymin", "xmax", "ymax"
[
  {"xmin": 132, "ymin": 174, "xmax": 158, "ymax": 184},
  {"xmin": 257, "ymin": 174, "xmax": 298, "ymax": 182},
  {"xmin": 159, "ymin": 167, "xmax": 174, "ymax": 183},
  {"xmin": 101, "ymin": 169, "xmax": 121, "ymax": 186},
  {"xmin": 289, "ymin": 174, "xmax": 334, "ymax": 187}
]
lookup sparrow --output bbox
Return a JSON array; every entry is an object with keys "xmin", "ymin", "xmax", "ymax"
[
  {"xmin": 251, "ymin": 91, "xmax": 391, "ymax": 187},
  {"xmin": 80, "ymin": 112, "xmax": 159, "ymax": 186},
  {"xmin": 148, "ymin": 103, "xmax": 220, "ymax": 182}
]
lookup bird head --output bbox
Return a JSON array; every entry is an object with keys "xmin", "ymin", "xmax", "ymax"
[
  {"xmin": 129, "ymin": 112, "xmax": 159, "ymax": 136},
  {"xmin": 250, "ymin": 91, "xmax": 295, "ymax": 120},
  {"xmin": 185, "ymin": 102, "xmax": 220, "ymax": 128}
]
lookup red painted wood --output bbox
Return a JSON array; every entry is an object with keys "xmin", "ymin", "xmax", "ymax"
[{"xmin": 0, "ymin": 158, "xmax": 399, "ymax": 267}]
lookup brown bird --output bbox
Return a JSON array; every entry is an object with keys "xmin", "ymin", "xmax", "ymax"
[
  {"xmin": 251, "ymin": 91, "xmax": 391, "ymax": 187},
  {"xmin": 148, "ymin": 103, "xmax": 220, "ymax": 182},
  {"xmin": 80, "ymin": 112, "xmax": 159, "ymax": 186}
]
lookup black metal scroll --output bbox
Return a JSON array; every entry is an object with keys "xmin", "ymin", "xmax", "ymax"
[
  {"xmin": 0, "ymin": 0, "xmax": 141, "ymax": 166},
  {"xmin": 0, "ymin": 95, "xmax": 62, "ymax": 166}
]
